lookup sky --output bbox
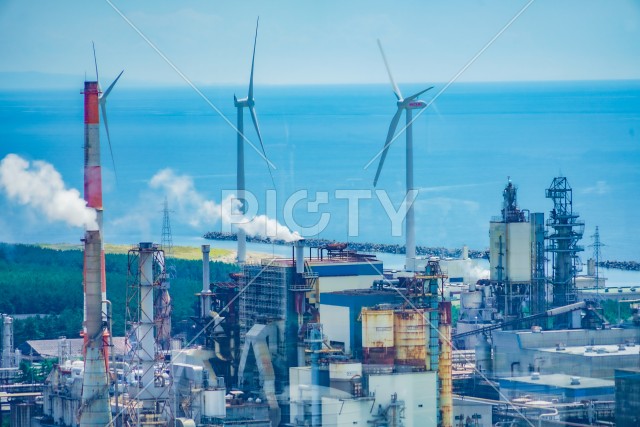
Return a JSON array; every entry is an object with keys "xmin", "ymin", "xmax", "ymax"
[
  {"xmin": 0, "ymin": 1, "xmax": 639, "ymax": 262},
  {"xmin": 0, "ymin": 0, "xmax": 639, "ymax": 87}
]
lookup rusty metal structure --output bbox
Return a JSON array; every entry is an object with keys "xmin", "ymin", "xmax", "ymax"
[
  {"xmin": 362, "ymin": 308, "xmax": 396, "ymax": 365},
  {"xmin": 394, "ymin": 309, "xmax": 427, "ymax": 366},
  {"xmin": 438, "ymin": 301, "xmax": 453, "ymax": 427}
]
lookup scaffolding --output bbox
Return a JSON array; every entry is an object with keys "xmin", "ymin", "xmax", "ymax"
[
  {"xmin": 125, "ymin": 243, "xmax": 172, "ymax": 427},
  {"xmin": 545, "ymin": 177, "xmax": 584, "ymax": 310},
  {"xmin": 239, "ymin": 261, "xmax": 290, "ymax": 344}
]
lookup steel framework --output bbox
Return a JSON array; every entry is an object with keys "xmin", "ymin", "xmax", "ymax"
[{"xmin": 545, "ymin": 177, "xmax": 584, "ymax": 310}]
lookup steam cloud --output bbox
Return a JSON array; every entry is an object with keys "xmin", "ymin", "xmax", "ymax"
[
  {"xmin": 0, "ymin": 154, "xmax": 98, "ymax": 230},
  {"xmin": 150, "ymin": 168, "xmax": 301, "ymax": 242}
]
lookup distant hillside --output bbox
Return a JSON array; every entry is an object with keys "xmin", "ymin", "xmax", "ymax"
[{"xmin": 0, "ymin": 243, "xmax": 238, "ymax": 347}]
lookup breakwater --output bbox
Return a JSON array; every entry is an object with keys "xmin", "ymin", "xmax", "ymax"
[
  {"xmin": 598, "ymin": 260, "xmax": 640, "ymax": 272},
  {"xmin": 203, "ymin": 231, "xmax": 489, "ymax": 259}
]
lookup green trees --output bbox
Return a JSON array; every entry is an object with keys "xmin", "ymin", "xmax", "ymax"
[{"xmin": 0, "ymin": 243, "xmax": 237, "ymax": 347}]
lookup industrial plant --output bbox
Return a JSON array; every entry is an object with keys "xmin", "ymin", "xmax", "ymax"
[{"xmin": 1, "ymin": 23, "xmax": 639, "ymax": 427}]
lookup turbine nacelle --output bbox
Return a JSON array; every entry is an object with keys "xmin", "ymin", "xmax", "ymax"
[
  {"xmin": 234, "ymin": 95, "xmax": 255, "ymax": 108},
  {"xmin": 402, "ymin": 99, "xmax": 427, "ymax": 109}
]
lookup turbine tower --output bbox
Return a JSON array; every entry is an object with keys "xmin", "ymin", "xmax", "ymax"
[
  {"xmin": 233, "ymin": 17, "xmax": 273, "ymax": 264},
  {"xmin": 373, "ymin": 39, "xmax": 433, "ymax": 272},
  {"xmin": 79, "ymin": 46, "xmax": 122, "ymax": 427}
]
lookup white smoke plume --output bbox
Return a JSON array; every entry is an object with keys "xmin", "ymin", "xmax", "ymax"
[
  {"xmin": 0, "ymin": 154, "xmax": 98, "ymax": 230},
  {"xmin": 465, "ymin": 263, "xmax": 490, "ymax": 284},
  {"xmin": 150, "ymin": 168, "xmax": 301, "ymax": 242}
]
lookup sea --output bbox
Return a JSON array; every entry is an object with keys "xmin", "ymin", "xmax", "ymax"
[{"xmin": 1, "ymin": 80, "xmax": 639, "ymax": 274}]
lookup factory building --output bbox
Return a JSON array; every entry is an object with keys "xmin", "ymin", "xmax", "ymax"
[
  {"xmin": 491, "ymin": 328, "xmax": 640, "ymax": 379},
  {"xmin": 319, "ymin": 289, "xmax": 404, "ymax": 357},
  {"xmin": 488, "ymin": 180, "xmax": 545, "ymax": 323},
  {"xmin": 498, "ymin": 373, "xmax": 615, "ymax": 403},
  {"xmin": 285, "ymin": 259, "xmax": 452, "ymax": 427},
  {"xmin": 456, "ymin": 180, "xmax": 545, "ymax": 349},
  {"xmin": 234, "ymin": 242, "xmax": 390, "ymax": 426},
  {"xmin": 615, "ymin": 368, "xmax": 640, "ymax": 427}
]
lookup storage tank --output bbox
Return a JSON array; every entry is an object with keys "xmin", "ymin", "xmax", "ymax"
[
  {"xmin": 329, "ymin": 362, "xmax": 363, "ymax": 395},
  {"xmin": 393, "ymin": 309, "xmax": 426, "ymax": 366},
  {"xmin": 202, "ymin": 389, "xmax": 226, "ymax": 418},
  {"xmin": 175, "ymin": 418, "xmax": 196, "ymax": 427},
  {"xmin": 361, "ymin": 308, "xmax": 395, "ymax": 364}
]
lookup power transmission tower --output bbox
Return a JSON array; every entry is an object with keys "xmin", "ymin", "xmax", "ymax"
[{"xmin": 589, "ymin": 226, "xmax": 605, "ymax": 292}]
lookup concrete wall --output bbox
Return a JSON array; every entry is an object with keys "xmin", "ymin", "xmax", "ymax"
[
  {"xmin": 489, "ymin": 222, "xmax": 532, "ymax": 282},
  {"xmin": 317, "ymin": 275, "xmax": 380, "ymax": 296},
  {"xmin": 367, "ymin": 372, "xmax": 438, "ymax": 427},
  {"xmin": 322, "ymin": 397, "xmax": 373, "ymax": 427},
  {"xmin": 319, "ymin": 304, "xmax": 351, "ymax": 352}
]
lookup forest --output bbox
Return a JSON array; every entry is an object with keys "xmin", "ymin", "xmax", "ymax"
[{"xmin": 0, "ymin": 243, "xmax": 237, "ymax": 347}]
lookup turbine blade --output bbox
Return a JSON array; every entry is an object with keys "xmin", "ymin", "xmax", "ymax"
[
  {"xmin": 374, "ymin": 107, "xmax": 403, "ymax": 186},
  {"xmin": 101, "ymin": 70, "xmax": 124, "ymax": 100},
  {"xmin": 248, "ymin": 17, "xmax": 259, "ymax": 101},
  {"xmin": 99, "ymin": 101, "xmax": 118, "ymax": 183},
  {"xmin": 98, "ymin": 70, "xmax": 123, "ymax": 183},
  {"xmin": 249, "ymin": 105, "xmax": 275, "ymax": 188},
  {"xmin": 92, "ymin": 41, "xmax": 100, "ymax": 86},
  {"xmin": 377, "ymin": 39, "xmax": 402, "ymax": 101},
  {"xmin": 405, "ymin": 86, "xmax": 434, "ymax": 102}
]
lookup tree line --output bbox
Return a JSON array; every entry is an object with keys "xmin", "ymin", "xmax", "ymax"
[{"xmin": 0, "ymin": 243, "xmax": 237, "ymax": 347}]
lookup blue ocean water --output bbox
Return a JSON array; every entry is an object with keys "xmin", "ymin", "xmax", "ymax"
[{"xmin": 0, "ymin": 80, "xmax": 639, "ymax": 261}]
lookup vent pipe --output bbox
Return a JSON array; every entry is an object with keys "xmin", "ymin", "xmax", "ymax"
[
  {"xmin": 295, "ymin": 239, "xmax": 305, "ymax": 274},
  {"xmin": 201, "ymin": 245, "xmax": 211, "ymax": 318}
]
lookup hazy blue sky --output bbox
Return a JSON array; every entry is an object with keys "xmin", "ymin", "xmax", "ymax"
[{"xmin": 1, "ymin": 0, "xmax": 639, "ymax": 86}]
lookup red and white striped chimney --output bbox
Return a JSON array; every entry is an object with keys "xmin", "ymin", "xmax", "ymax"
[{"xmin": 82, "ymin": 81, "xmax": 107, "ymax": 328}]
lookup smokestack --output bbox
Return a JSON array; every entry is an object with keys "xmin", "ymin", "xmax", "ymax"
[
  {"xmin": 80, "ymin": 230, "xmax": 112, "ymax": 426},
  {"xmin": 2, "ymin": 315, "xmax": 13, "ymax": 368},
  {"xmin": 202, "ymin": 245, "xmax": 210, "ymax": 292},
  {"xmin": 137, "ymin": 242, "xmax": 156, "ymax": 400},
  {"xmin": 202, "ymin": 245, "xmax": 211, "ymax": 318},
  {"xmin": 295, "ymin": 239, "xmax": 305, "ymax": 274},
  {"xmin": 462, "ymin": 245, "xmax": 469, "ymax": 260},
  {"xmin": 82, "ymin": 81, "xmax": 107, "ymax": 327}
]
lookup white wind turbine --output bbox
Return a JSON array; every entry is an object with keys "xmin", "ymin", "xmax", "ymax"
[
  {"xmin": 93, "ymin": 42, "xmax": 123, "ymax": 181},
  {"xmin": 233, "ymin": 18, "xmax": 274, "ymax": 264},
  {"xmin": 373, "ymin": 39, "xmax": 433, "ymax": 272}
]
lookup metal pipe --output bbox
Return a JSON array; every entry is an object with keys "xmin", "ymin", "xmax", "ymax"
[
  {"xmin": 202, "ymin": 245, "xmax": 211, "ymax": 318},
  {"xmin": 137, "ymin": 242, "xmax": 155, "ymax": 401},
  {"xmin": 545, "ymin": 301, "xmax": 586, "ymax": 317},
  {"xmin": 2, "ymin": 315, "xmax": 13, "ymax": 368},
  {"xmin": 295, "ymin": 239, "xmax": 305, "ymax": 274},
  {"xmin": 104, "ymin": 300, "xmax": 120, "ymax": 427},
  {"xmin": 438, "ymin": 301, "xmax": 453, "ymax": 427}
]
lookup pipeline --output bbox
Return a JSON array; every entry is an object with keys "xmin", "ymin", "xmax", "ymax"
[{"xmin": 438, "ymin": 301, "xmax": 453, "ymax": 427}]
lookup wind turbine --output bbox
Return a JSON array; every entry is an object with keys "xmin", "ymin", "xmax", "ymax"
[
  {"xmin": 93, "ymin": 42, "xmax": 123, "ymax": 181},
  {"xmin": 233, "ymin": 18, "xmax": 273, "ymax": 264},
  {"xmin": 373, "ymin": 39, "xmax": 433, "ymax": 272}
]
